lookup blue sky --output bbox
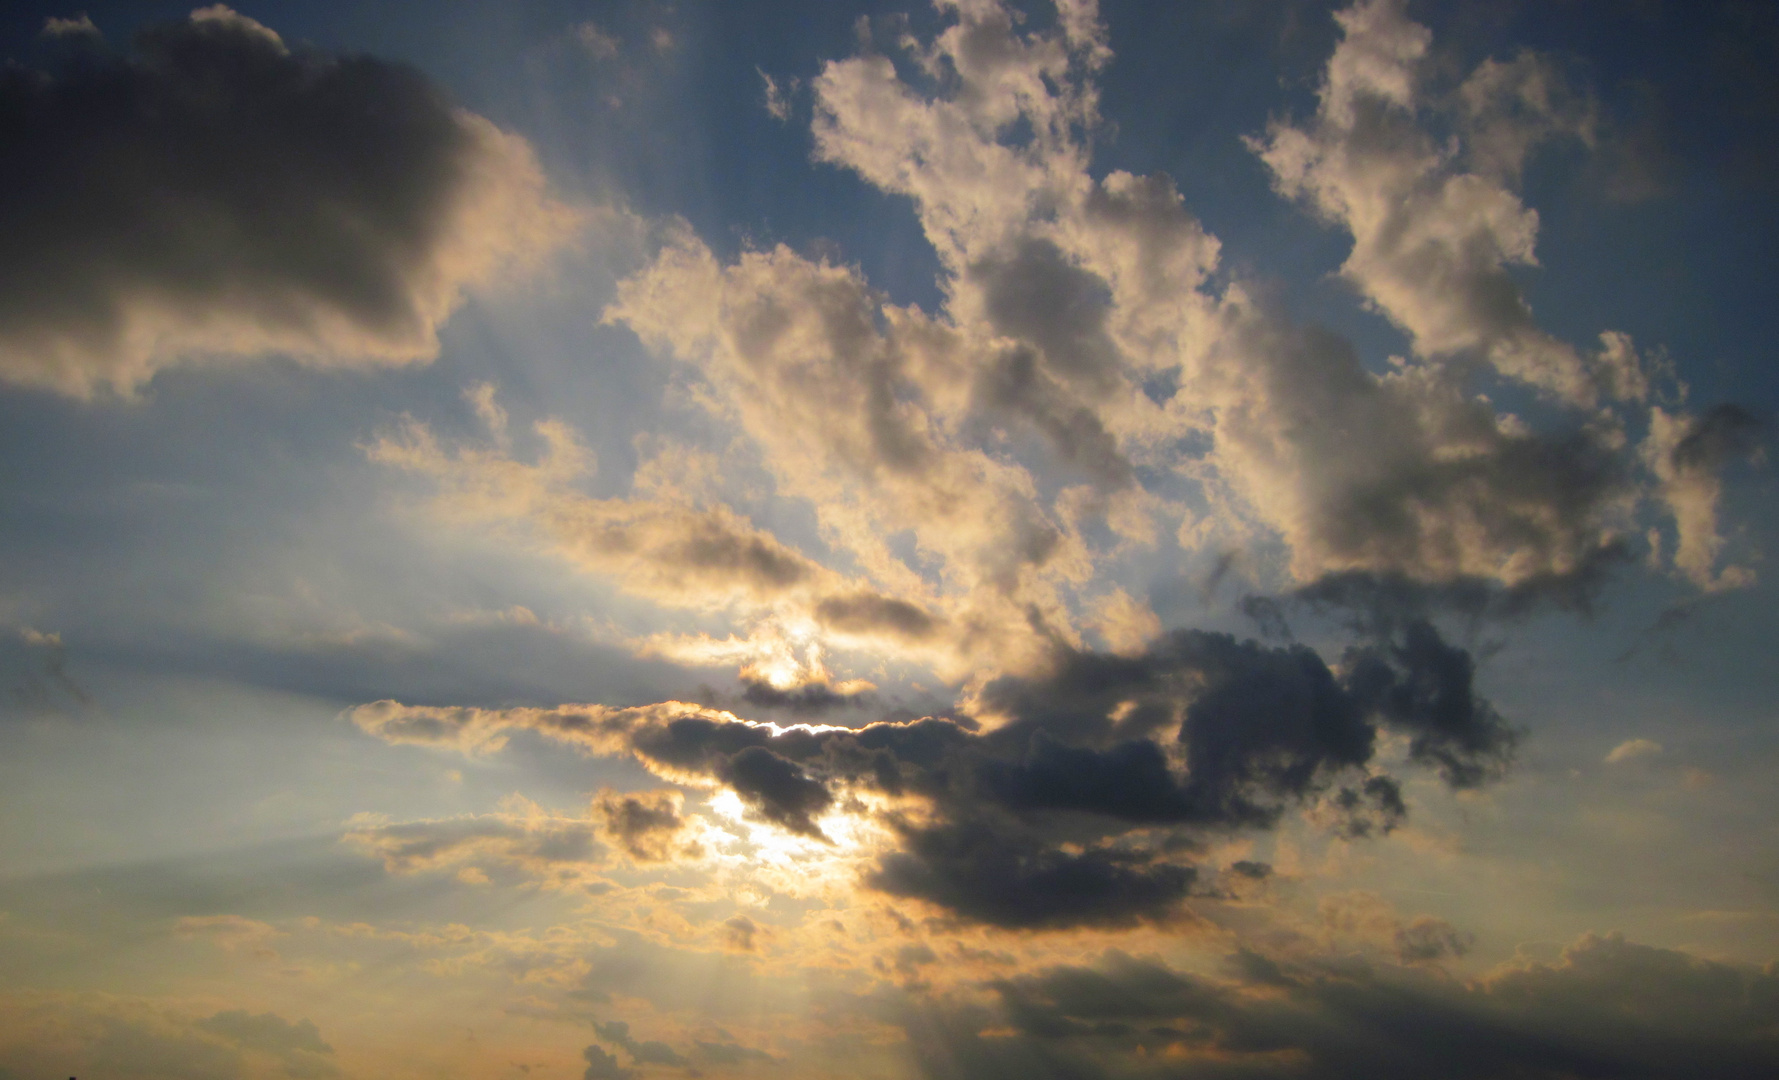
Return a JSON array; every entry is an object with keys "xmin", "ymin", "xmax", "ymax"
[{"xmin": 0, "ymin": 3, "xmax": 1775, "ymax": 1078}]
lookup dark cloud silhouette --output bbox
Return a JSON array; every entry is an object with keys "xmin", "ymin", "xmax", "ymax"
[
  {"xmin": 580, "ymin": 1043, "xmax": 632, "ymax": 1080},
  {"xmin": 975, "ymin": 625, "xmax": 1502, "ymax": 822},
  {"xmin": 1323, "ymin": 775, "xmax": 1409, "ymax": 838},
  {"xmin": 869, "ymin": 813, "xmax": 1200, "ymax": 929},
  {"xmin": 1294, "ymin": 543, "xmax": 1633, "ymax": 629},
  {"xmin": 358, "ymin": 612, "xmax": 1515, "ymax": 929},
  {"xmin": 591, "ymin": 789, "xmax": 698, "ymax": 862},
  {"xmin": 0, "ymin": 5, "xmax": 572, "ymax": 395},
  {"xmin": 908, "ymin": 934, "xmax": 1779, "ymax": 1080},
  {"xmin": 738, "ymin": 674, "xmax": 873, "ymax": 714},
  {"xmin": 716, "ymin": 744, "xmax": 835, "ymax": 838},
  {"xmin": 1343, "ymin": 620, "xmax": 1518, "ymax": 788},
  {"xmin": 815, "ymin": 591, "xmax": 943, "ymax": 640}
]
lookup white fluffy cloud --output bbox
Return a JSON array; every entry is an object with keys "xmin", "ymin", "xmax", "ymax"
[{"xmin": 377, "ymin": 0, "xmax": 1752, "ymax": 698}]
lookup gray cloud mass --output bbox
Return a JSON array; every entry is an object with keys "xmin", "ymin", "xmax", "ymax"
[
  {"xmin": 907, "ymin": 934, "xmax": 1779, "ymax": 1080},
  {"xmin": 0, "ymin": 5, "xmax": 574, "ymax": 395}
]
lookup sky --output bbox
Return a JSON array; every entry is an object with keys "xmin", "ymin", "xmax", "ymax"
[{"xmin": 0, "ymin": 1, "xmax": 1776, "ymax": 1077}]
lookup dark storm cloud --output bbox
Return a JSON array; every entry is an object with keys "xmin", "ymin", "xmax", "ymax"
[
  {"xmin": 863, "ymin": 624, "xmax": 1503, "ymax": 924},
  {"xmin": 974, "ymin": 624, "xmax": 1503, "ymax": 824},
  {"xmin": 1342, "ymin": 620, "xmax": 1518, "ymax": 788},
  {"xmin": 867, "ymin": 813, "xmax": 1199, "ymax": 929},
  {"xmin": 357, "ymin": 613, "xmax": 1512, "ymax": 927},
  {"xmin": 906, "ymin": 933, "xmax": 1779, "ymax": 1080},
  {"xmin": 715, "ymin": 744, "xmax": 835, "ymax": 838},
  {"xmin": 0, "ymin": 6, "xmax": 571, "ymax": 395}
]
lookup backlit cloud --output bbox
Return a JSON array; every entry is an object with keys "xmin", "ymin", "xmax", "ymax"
[{"xmin": 0, "ymin": 6, "xmax": 580, "ymax": 396}]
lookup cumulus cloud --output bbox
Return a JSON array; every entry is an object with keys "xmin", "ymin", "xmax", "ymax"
[
  {"xmin": 0, "ymin": 5, "xmax": 579, "ymax": 396},
  {"xmin": 353, "ymin": 0, "xmax": 1763, "ymax": 773},
  {"xmin": 1645, "ymin": 404, "xmax": 1764, "ymax": 590},
  {"xmin": 592, "ymin": 0, "xmax": 1744, "ymax": 634},
  {"xmin": 1257, "ymin": 0, "xmax": 1610, "ymax": 405},
  {"xmin": 351, "ymin": 0, "xmax": 1752, "ymax": 944}
]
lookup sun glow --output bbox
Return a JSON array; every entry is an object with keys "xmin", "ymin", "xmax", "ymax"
[{"xmin": 701, "ymin": 787, "xmax": 896, "ymax": 894}]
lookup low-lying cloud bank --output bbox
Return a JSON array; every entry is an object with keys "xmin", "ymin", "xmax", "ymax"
[
  {"xmin": 0, "ymin": 5, "xmax": 579, "ymax": 395},
  {"xmin": 904, "ymin": 932, "xmax": 1779, "ymax": 1080}
]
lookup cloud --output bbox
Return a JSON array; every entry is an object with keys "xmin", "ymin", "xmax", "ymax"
[
  {"xmin": 580, "ymin": 1043, "xmax": 632, "ymax": 1080},
  {"xmin": 575, "ymin": 21, "xmax": 619, "ymax": 60},
  {"xmin": 347, "ymin": 0, "xmax": 1747, "ymax": 940},
  {"xmin": 41, "ymin": 13, "xmax": 99, "ymax": 38},
  {"xmin": 908, "ymin": 932, "xmax": 1779, "ymax": 1080},
  {"xmin": 759, "ymin": 67, "xmax": 796, "ymax": 121},
  {"xmin": 598, "ymin": 0, "xmax": 1717, "ymax": 629},
  {"xmin": 720, "ymin": 914, "xmax": 759, "ymax": 952},
  {"xmin": 1319, "ymin": 892, "xmax": 1473, "ymax": 963},
  {"xmin": 195, "ymin": 1011, "xmax": 338, "ymax": 1079},
  {"xmin": 349, "ymin": 0, "xmax": 1763, "ymax": 759},
  {"xmin": 1606, "ymin": 737, "xmax": 1663, "ymax": 763},
  {"xmin": 175, "ymin": 914, "xmax": 284, "ymax": 954},
  {"xmin": 1645, "ymin": 403, "xmax": 1765, "ymax": 590},
  {"xmin": 591, "ymin": 1020, "xmax": 688, "ymax": 1068},
  {"xmin": 867, "ymin": 813, "xmax": 1199, "ymax": 929},
  {"xmin": 0, "ymin": 5, "xmax": 579, "ymax": 396},
  {"xmin": 591, "ymin": 788, "xmax": 701, "ymax": 862},
  {"xmin": 350, "ymin": 614, "xmax": 1511, "ymax": 928},
  {"xmin": 1455, "ymin": 49, "xmax": 1597, "ymax": 187},
  {"xmin": 0, "ymin": 998, "xmax": 342, "ymax": 1080},
  {"xmin": 1256, "ymin": 0, "xmax": 1614, "ymax": 406},
  {"xmin": 343, "ymin": 798, "xmax": 609, "ymax": 889},
  {"xmin": 367, "ymin": 413, "xmax": 836, "ymax": 613}
]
